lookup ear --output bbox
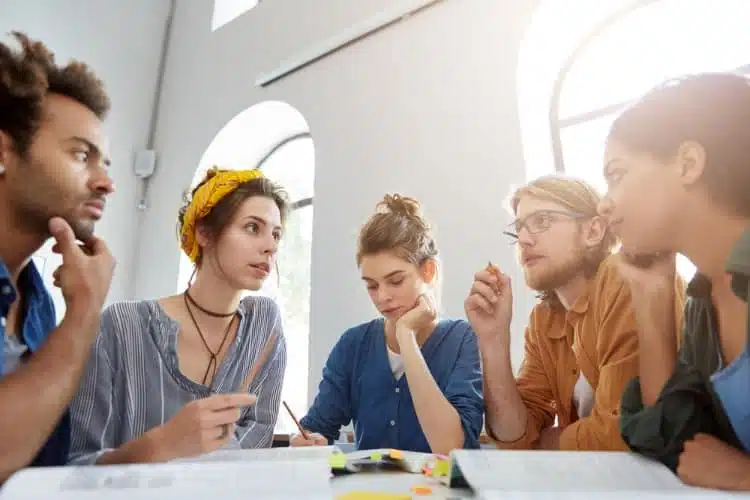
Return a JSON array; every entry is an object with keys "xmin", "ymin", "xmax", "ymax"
[
  {"xmin": 420, "ymin": 258, "xmax": 437, "ymax": 284},
  {"xmin": 675, "ymin": 140, "xmax": 706, "ymax": 188},
  {"xmin": 0, "ymin": 130, "xmax": 13, "ymax": 166},
  {"xmin": 584, "ymin": 216, "xmax": 607, "ymax": 249},
  {"xmin": 194, "ymin": 223, "xmax": 212, "ymax": 250}
]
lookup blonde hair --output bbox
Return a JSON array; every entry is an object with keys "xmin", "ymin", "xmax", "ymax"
[
  {"xmin": 510, "ymin": 175, "xmax": 617, "ymax": 301},
  {"xmin": 357, "ymin": 194, "xmax": 442, "ymax": 309}
]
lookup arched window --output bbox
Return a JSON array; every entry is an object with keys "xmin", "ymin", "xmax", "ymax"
[
  {"xmin": 518, "ymin": 0, "xmax": 750, "ymax": 281},
  {"xmin": 212, "ymin": 0, "xmax": 259, "ymax": 31},
  {"xmin": 177, "ymin": 101, "xmax": 314, "ymax": 434}
]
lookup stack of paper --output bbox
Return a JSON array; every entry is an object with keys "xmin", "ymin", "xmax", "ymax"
[
  {"xmin": 449, "ymin": 450, "xmax": 744, "ymax": 498},
  {"xmin": 0, "ymin": 459, "xmax": 333, "ymax": 499}
]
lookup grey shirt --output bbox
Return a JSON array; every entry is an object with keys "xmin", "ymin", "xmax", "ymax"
[{"xmin": 69, "ymin": 295, "xmax": 287, "ymax": 464}]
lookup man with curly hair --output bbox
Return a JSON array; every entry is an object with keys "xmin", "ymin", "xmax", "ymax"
[{"xmin": 0, "ymin": 31, "xmax": 116, "ymax": 480}]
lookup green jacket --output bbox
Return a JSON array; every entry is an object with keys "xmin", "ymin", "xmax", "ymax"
[{"xmin": 619, "ymin": 230, "xmax": 750, "ymax": 472}]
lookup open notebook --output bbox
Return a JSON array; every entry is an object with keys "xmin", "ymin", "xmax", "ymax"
[
  {"xmin": 447, "ymin": 450, "xmax": 746, "ymax": 498},
  {"xmin": 0, "ymin": 449, "xmax": 336, "ymax": 499}
]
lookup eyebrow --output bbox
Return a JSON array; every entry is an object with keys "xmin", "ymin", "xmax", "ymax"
[
  {"xmin": 362, "ymin": 270, "xmax": 405, "ymax": 282},
  {"xmin": 243, "ymin": 214, "xmax": 282, "ymax": 231},
  {"xmin": 68, "ymin": 136, "xmax": 111, "ymax": 167}
]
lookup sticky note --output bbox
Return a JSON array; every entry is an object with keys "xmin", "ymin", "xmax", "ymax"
[
  {"xmin": 370, "ymin": 451, "xmax": 383, "ymax": 461},
  {"xmin": 433, "ymin": 458, "xmax": 450, "ymax": 476},
  {"xmin": 336, "ymin": 492, "xmax": 410, "ymax": 500},
  {"xmin": 411, "ymin": 485, "xmax": 433, "ymax": 495},
  {"xmin": 329, "ymin": 453, "xmax": 347, "ymax": 469},
  {"xmin": 389, "ymin": 449, "xmax": 403, "ymax": 459}
]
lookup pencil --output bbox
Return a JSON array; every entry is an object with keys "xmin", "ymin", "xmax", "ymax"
[
  {"xmin": 282, "ymin": 400, "xmax": 310, "ymax": 440},
  {"xmin": 486, "ymin": 261, "xmax": 502, "ymax": 294}
]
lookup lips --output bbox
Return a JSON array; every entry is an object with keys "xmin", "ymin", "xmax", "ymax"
[
  {"xmin": 250, "ymin": 263, "xmax": 270, "ymax": 273},
  {"xmin": 522, "ymin": 255, "xmax": 543, "ymax": 265}
]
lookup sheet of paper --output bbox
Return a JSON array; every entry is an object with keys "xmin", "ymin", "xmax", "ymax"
[
  {"xmin": 482, "ymin": 492, "xmax": 745, "ymax": 500},
  {"xmin": 451, "ymin": 450, "xmax": 693, "ymax": 493},
  {"xmin": 177, "ymin": 445, "xmax": 338, "ymax": 462},
  {"xmin": 0, "ymin": 460, "xmax": 332, "ymax": 499}
]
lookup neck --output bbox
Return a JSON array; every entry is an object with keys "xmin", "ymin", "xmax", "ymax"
[
  {"xmin": 0, "ymin": 197, "xmax": 47, "ymax": 283},
  {"xmin": 554, "ymin": 273, "xmax": 588, "ymax": 310},
  {"xmin": 678, "ymin": 206, "xmax": 749, "ymax": 284},
  {"xmin": 187, "ymin": 268, "xmax": 243, "ymax": 316}
]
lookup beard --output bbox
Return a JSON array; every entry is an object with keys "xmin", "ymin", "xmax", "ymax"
[{"xmin": 524, "ymin": 246, "xmax": 587, "ymax": 293}]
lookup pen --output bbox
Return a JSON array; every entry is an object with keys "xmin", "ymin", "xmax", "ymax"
[{"xmin": 282, "ymin": 400, "xmax": 310, "ymax": 440}]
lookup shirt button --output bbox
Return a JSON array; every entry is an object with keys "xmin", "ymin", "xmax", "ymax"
[
  {"xmin": 390, "ymin": 420, "xmax": 396, "ymax": 426},
  {"xmin": 0, "ymin": 317, "xmax": 5, "ymax": 328},
  {"xmin": 0, "ymin": 285, "xmax": 11, "ymax": 296},
  {"xmin": 394, "ymin": 387, "xmax": 400, "ymax": 393}
]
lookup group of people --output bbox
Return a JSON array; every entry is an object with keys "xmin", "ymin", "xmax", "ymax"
[{"xmin": 0, "ymin": 32, "xmax": 748, "ymax": 492}]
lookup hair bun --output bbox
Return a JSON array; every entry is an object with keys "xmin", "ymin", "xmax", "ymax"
[{"xmin": 378, "ymin": 194, "xmax": 422, "ymax": 218}]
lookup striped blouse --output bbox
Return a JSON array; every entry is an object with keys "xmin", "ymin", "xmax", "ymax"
[{"xmin": 68, "ymin": 295, "xmax": 287, "ymax": 464}]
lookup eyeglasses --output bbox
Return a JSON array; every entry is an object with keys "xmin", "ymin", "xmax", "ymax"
[{"xmin": 503, "ymin": 210, "xmax": 587, "ymax": 244}]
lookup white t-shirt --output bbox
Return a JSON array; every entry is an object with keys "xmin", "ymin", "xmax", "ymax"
[
  {"xmin": 387, "ymin": 348, "xmax": 405, "ymax": 380},
  {"xmin": 573, "ymin": 372, "xmax": 595, "ymax": 418}
]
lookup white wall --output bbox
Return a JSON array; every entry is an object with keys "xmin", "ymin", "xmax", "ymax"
[
  {"xmin": 1, "ymin": 0, "xmax": 171, "ymax": 314},
  {"xmin": 134, "ymin": 0, "xmax": 542, "ymax": 404}
]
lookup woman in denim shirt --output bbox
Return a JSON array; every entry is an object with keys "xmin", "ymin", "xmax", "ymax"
[{"xmin": 292, "ymin": 194, "xmax": 483, "ymax": 454}]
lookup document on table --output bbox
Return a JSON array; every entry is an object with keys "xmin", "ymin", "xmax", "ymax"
[
  {"xmin": 0, "ymin": 459, "xmax": 332, "ymax": 500},
  {"xmin": 177, "ymin": 445, "xmax": 338, "ymax": 462},
  {"xmin": 449, "ymin": 450, "xmax": 734, "ymax": 495}
]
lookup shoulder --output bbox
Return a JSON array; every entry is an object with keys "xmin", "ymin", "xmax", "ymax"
[
  {"xmin": 239, "ymin": 295, "xmax": 282, "ymax": 326},
  {"xmin": 339, "ymin": 318, "xmax": 381, "ymax": 344},
  {"xmin": 437, "ymin": 318, "xmax": 474, "ymax": 338},
  {"xmin": 592, "ymin": 254, "xmax": 629, "ymax": 292},
  {"xmin": 101, "ymin": 300, "xmax": 154, "ymax": 325}
]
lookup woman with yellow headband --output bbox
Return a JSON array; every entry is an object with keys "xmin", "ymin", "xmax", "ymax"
[{"xmin": 67, "ymin": 167, "xmax": 289, "ymax": 464}]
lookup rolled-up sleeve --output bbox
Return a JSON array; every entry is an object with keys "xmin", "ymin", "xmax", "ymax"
[
  {"xmin": 442, "ymin": 325, "xmax": 484, "ymax": 449},
  {"xmin": 300, "ymin": 333, "xmax": 354, "ymax": 444},
  {"xmin": 492, "ymin": 323, "xmax": 556, "ymax": 450},
  {"xmin": 68, "ymin": 312, "xmax": 118, "ymax": 465}
]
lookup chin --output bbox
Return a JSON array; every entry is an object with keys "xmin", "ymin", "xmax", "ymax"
[{"xmin": 69, "ymin": 218, "xmax": 96, "ymax": 241}]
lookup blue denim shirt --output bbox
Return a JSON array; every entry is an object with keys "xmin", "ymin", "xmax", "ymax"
[
  {"xmin": 0, "ymin": 258, "xmax": 70, "ymax": 467},
  {"xmin": 301, "ymin": 318, "xmax": 484, "ymax": 452}
]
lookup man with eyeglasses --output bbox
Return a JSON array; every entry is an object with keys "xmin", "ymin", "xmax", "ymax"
[{"xmin": 464, "ymin": 175, "xmax": 684, "ymax": 451}]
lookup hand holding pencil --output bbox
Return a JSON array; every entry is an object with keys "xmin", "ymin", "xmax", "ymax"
[
  {"xmin": 464, "ymin": 261, "xmax": 513, "ymax": 342},
  {"xmin": 285, "ymin": 402, "xmax": 327, "ymax": 447}
]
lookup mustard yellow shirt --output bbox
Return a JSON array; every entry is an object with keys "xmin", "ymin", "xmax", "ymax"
[{"xmin": 495, "ymin": 255, "xmax": 685, "ymax": 451}]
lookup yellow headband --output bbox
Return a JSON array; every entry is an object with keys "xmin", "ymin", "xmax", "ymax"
[{"xmin": 180, "ymin": 166, "xmax": 264, "ymax": 263}]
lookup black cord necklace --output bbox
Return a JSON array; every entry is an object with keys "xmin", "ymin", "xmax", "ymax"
[
  {"xmin": 184, "ymin": 289, "xmax": 237, "ymax": 317},
  {"xmin": 182, "ymin": 291, "xmax": 237, "ymax": 387}
]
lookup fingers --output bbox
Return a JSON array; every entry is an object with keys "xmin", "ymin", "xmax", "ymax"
[
  {"xmin": 291, "ymin": 432, "xmax": 327, "ymax": 447},
  {"xmin": 204, "ymin": 393, "xmax": 258, "ymax": 410},
  {"xmin": 82, "ymin": 234, "xmax": 111, "ymax": 257},
  {"xmin": 202, "ymin": 406, "xmax": 243, "ymax": 428},
  {"xmin": 465, "ymin": 293, "xmax": 494, "ymax": 315},
  {"xmin": 48, "ymin": 217, "xmax": 81, "ymax": 257},
  {"xmin": 470, "ymin": 280, "xmax": 498, "ymax": 303}
]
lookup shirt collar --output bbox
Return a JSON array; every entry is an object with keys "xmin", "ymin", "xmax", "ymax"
[{"xmin": 0, "ymin": 258, "xmax": 53, "ymax": 349}]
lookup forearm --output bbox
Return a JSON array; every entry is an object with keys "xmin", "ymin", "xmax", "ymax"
[
  {"xmin": 0, "ymin": 314, "xmax": 97, "ymax": 480},
  {"xmin": 400, "ymin": 337, "xmax": 463, "ymax": 454},
  {"xmin": 479, "ymin": 337, "xmax": 528, "ymax": 442},
  {"xmin": 633, "ymin": 299, "xmax": 677, "ymax": 406},
  {"xmin": 97, "ymin": 429, "xmax": 165, "ymax": 464}
]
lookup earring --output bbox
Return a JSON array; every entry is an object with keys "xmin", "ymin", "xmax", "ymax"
[{"xmin": 0, "ymin": 163, "xmax": 5, "ymax": 175}]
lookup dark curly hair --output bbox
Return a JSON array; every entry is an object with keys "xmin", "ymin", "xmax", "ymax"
[{"xmin": 0, "ymin": 31, "xmax": 110, "ymax": 157}]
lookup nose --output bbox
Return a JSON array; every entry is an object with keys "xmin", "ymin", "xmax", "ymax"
[
  {"xmin": 262, "ymin": 233, "xmax": 279, "ymax": 255},
  {"xmin": 89, "ymin": 166, "xmax": 115, "ymax": 196},
  {"xmin": 516, "ymin": 225, "xmax": 535, "ymax": 246},
  {"xmin": 375, "ymin": 287, "xmax": 392, "ymax": 305},
  {"xmin": 597, "ymin": 195, "xmax": 613, "ymax": 218}
]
